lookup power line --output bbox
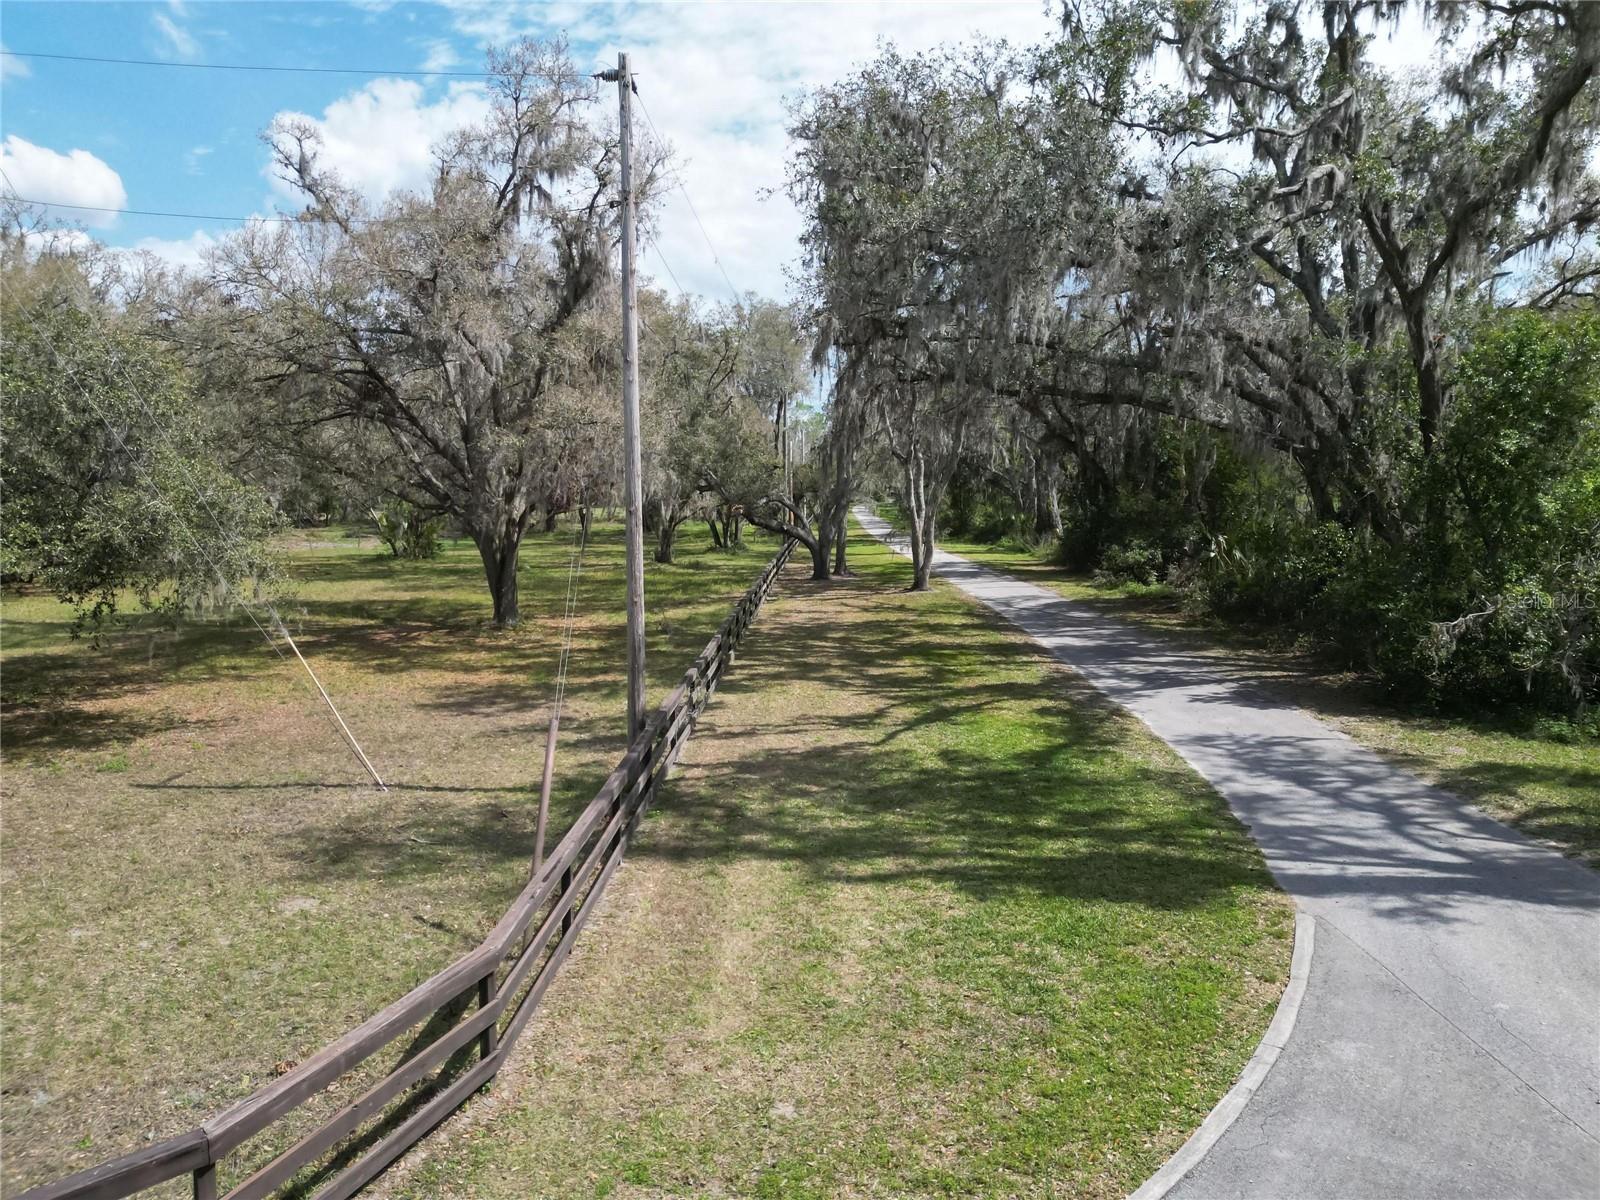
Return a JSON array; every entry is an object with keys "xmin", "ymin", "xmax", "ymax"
[
  {"xmin": 633, "ymin": 89, "xmax": 745, "ymax": 306},
  {"xmin": 1, "ymin": 48, "xmax": 493, "ymax": 77},
  {"xmin": 4, "ymin": 197, "xmax": 301, "ymax": 223},
  {"xmin": 649, "ymin": 239, "xmax": 689, "ymax": 299},
  {"xmin": 4, "ymin": 194, "xmax": 609, "ymax": 227}
]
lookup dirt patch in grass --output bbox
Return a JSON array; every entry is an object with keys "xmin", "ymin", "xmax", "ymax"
[
  {"xmin": 370, "ymin": 529, "xmax": 1293, "ymax": 1200},
  {"xmin": 0, "ymin": 521, "xmax": 776, "ymax": 1196}
]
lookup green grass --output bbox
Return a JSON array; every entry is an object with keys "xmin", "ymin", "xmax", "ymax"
[
  {"xmin": 0, "ymin": 519, "xmax": 776, "ymax": 1196},
  {"xmin": 375, "ymin": 526, "xmax": 1293, "ymax": 1200},
  {"xmin": 930, "ymin": 529, "xmax": 1600, "ymax": 866}
]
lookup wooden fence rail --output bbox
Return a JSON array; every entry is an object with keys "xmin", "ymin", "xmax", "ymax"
[{"xmin": 19, "ymin": 539, "xmax": 797, "ymax": 1200}]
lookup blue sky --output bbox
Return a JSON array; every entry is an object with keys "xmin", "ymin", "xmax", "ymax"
[
  {"xmin": 3, "ymin": 4, "xmax": 480, "ymax": 241},
  {"xmin": 0, "ymin": 0, "xmax": 1063, "ymax": 299}
]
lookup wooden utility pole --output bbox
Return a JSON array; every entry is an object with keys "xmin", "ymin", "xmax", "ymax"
[
  {"xmin": 610, "ymin": 52, "xmax": 647, "ymax": 740},
  {"xmin": 777, "ymin": 394, "xmax": 790, "ymax": 497}
]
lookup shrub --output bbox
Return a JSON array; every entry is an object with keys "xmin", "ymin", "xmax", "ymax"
[
  {"xmin": 1093, "ymin": 539, "xmax": 1164, "ymax": 586},
  {"xmin": 1183, "ymin": 309, "xmax": 1600, "ymax": 712},
  {"xmin": 1, "ymin": 261, "xmax": 282, "ymax": 634},
  {"xmin": 1059, "ymin": 492, "xmax": 1201, "ymax": 575},
  {"xmin": 372, "ymin": 502, "xmax": 444, "ymax": 560}
]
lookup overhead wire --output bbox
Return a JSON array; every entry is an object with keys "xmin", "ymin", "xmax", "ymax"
[
  {"xmin": 4, "ymin": 62, "xmax": 747, "ymax": 797},
  {"xmin": 3, "ymin": 195, "xmax": 612, "ymax": 227},
  {"xmin": 1, "ymin": 48, "xmax": 495, "ymax": 77},
  {"xmin": 552, "ymin": 512, "xmax": 588, "ymax": 720},
  {"xmin": 647, "ymin": 238, "xmax": 689, "ymax": 300},
  {"xmin": 532, "ymin": 507, "xmax": 589, "ymax": 878},
  {"xmin": 3, "ymin": 198, "xmax": 301, "ymax": 224},
  {"xmin": 631, "ymin": 81, "xmax": 811, "ymax": 485},
  {"xmin": 633, "ymin": 89, "xmax": 745, "ymax": 307}
]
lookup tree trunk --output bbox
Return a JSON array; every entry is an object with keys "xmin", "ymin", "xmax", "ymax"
[
  {"xmin": 705, "ymin": 516, "xmax": 724, "ymax": 549},
  {"xmin": 902, "ymin": 447, "xmax": 935, "ymax": 592},
  {"xmin": 1033, "ymin": 452, "xmax": 1063, "ymax": 539},
  {"xmin": 475, "ymin": 532, "xmax": 523, "ymax": 627},
  {"xmin": 579, "ymin": 505, "xmax": 593, "ymax": 542},
  {"xmin": 542, "ymin": 508, "xmax": 560, "ymax": 534},
  {"xmin": 906, "ymin": 518, "xmax": 933, "ymax": 589},
  {"xmin": 742, "ymin": 505, "xmax": 828, "ymax": 580},
  {"xmin": 831, "ymin": 507, "xmax": 850, "ymax": 576},
  {"xmin": 1292, "ymin": 447, "xmax": 1339, "ymax": 523},
  {"xmin": 802, "ymin": 531, "xmax": 828, "ymax": 579},
  {"xmin": 655, "ymin": 516, "xmax": 679, "ymax": 564},
  {"xmin": 911, "ymin": 515, "xmax": 935, "ymax": 590},
  {"xmin": 1403, "ymin": 303, "xmax": 1447, "ymax": 457}
]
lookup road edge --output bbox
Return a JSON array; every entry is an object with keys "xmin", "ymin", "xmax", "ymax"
[
  {"xmin": 849, "ymin": 507, "xmax": 1319, "ymax": 1200},
  {"xmin": 1126, "ymin": 908, "xmax": 1316, "ymax": 1200}
]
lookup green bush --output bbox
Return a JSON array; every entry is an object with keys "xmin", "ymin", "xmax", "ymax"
[
  {"xmin": 933, "ymin": 309, "xmax": 1596, "ymax": 716},
  {"xmin": 1058, "ymin": 491, "xmax": 1201, "ymax": 575},
  {"xmin": 371, "ymin": 502, "xmax": 444, "ymax": 560},
  {"xmin": 1186, "ymin": 308, "xmax": 1600, "ymax": 712},
  {"xmin": 1093, "ymin": 538, "xmax": 1164, "ymax": 585},
  {"xmin": 1, "ymin": 256, "xmax": 282, "ymax": 634},
  {"xmin": 1417, "ymin": 309, "xmax": 1600, "ymax": 709}
]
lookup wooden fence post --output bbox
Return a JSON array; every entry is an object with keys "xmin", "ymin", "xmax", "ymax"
[{"xmin": 477, "ymin": 971, "xmax": 499, "ymax": 1062}]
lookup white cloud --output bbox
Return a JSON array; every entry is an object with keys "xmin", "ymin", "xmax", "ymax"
[
  {"xmin": 266, "ymin": 79, "xmax": 491, "ymax": 204},
  {"xmin": 152, "ymin": 9, "xmax": 201, "ymax": 60},
  {"xmin": 0, "ymin": 135, "xmax": 127, "ymax": 228},
  {"xmin": 432, "ymin": 1, "xmax": 1063, "ymax": 300},
  {"xmin": 274, "ymin": 2, "xmax": 1446, "ymax": 303},
  {"xmin": 420, "ymin": 39, "xmax": 461, "ymax": 74},
  {"xmin": 184, "ymin": 145, "xmax": 214, "ymax": 176},
  {"xmin": 1, "ymin": 43, "xmax": 31, "ymax": 81},
  {"xmin": 130, "ymin": 227, "xmax": 220, "ymax": 274}
]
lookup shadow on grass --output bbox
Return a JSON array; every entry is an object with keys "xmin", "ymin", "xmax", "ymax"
[
  {"xmin": 271, "ymin": 984, "xmax": 483, "ymax": 1200},
  {"xmin": 219, "ymin": 547, "xmax": 1280, "ymax": 923},
  {"xmin": 691, "ymin": 546, "xmax": 1596, "ymax": 923},
  {"xmin": 0, "ymin": 533, "xmax": 762, "ymax": 759},
  {"xmin": 1430, "ymin": 761, "xmax": 1600, "ymax": 860},
  {"xmin": 916, "ymin": 548, "xmax": 1600, "ymax": 907},
  {"xmin": 179, "ymin": 548, "xmax": 1273, "ymax": 1199},
  {"xmin": 627, "ymin": 574, "xmax": 1276, "ymax": 915}
]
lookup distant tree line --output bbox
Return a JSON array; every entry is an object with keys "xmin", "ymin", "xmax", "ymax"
[
  {"xmin": 2, "ymin": 37, "xmax": 812, "ymax": 633},
  {"xmin": 784, "ymin": 0, "xmax": 1599, "ymax": 715},
  {"xmin": 5, "ymin": 8, "xmax": 1597, "ymax": 717}
]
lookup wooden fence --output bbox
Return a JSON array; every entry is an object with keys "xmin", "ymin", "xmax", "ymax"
[{"xmin": 20, "ymin": 539, "xmax": 797, "ymax": 1200}]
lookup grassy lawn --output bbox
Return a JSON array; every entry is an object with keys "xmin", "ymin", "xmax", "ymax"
[
  {"xmin": 0, "ymin": 520, "xmax": 776, "ymax": 1196},
  {"xmin": 374, "ymin": 527, "xmax": 1294, "ymax": 1200},
  {"xmin": 931, "ymin": 530, "xmax": 1600, "ymax": 866}
]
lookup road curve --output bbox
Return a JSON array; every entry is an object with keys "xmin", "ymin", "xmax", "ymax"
[{"xmin": 855, "ymin": 508, "xmax": 1600, "ymax": 1200}]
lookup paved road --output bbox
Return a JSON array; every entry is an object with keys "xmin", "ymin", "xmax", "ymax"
[{"xmin": 855, "ymin": 508, "xmax": 1600, "ymax": 1200}]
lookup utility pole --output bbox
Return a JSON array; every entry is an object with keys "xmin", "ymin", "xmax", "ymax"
[
  {"xmin": 777, "ymin": 394, "xmax": 790, "ymax": 498},
  {"xmin": 604, "ymin": 52, "xmax": 647, "ymax": 741}
]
